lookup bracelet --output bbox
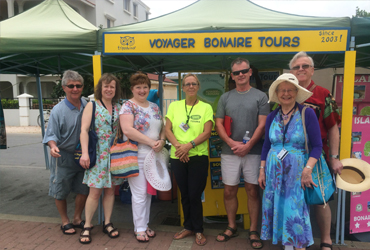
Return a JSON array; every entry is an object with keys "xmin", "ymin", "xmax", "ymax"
[
  {"xmin": 160, "ymin": 139, "xmax": 166, "ymax": 141},
  {"xmin": 259, "ymin": 166, "xmax": 265, "ymax": 169},
  {"xmin": 190, "ymin": 140, "xmax": 196, "ymax": 148},
  {"xmin": 305, "ymin": 165, "xmax": 312, "ymax": 170}
]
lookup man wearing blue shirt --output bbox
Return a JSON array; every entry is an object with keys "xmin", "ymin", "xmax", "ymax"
[
  {"xmin": 43, "ymin": 70, "xmax": 88, "ymax": 235},
  {"xmin": 147, "ymin": 88, "xmax": 160, "ymax": 107}
]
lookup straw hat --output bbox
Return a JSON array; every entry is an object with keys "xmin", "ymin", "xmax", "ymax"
[
  {"xmin": 336, "ymin": 158, "xmax": 370, "ymax": 192},
  {"xmin": 268, "ymin": 73, "xmax": 313, "ymax": 104},
  {"xmin": 143, "ymin": 148, "xmax": 171, "ymax": 191}
]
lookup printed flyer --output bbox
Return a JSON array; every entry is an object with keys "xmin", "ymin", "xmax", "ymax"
[{"xmin": 350, "ymin": 115, "xmax": 370, "ymax": 234}]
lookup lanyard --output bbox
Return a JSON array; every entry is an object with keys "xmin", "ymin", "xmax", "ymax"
[
  {"xmin": 100, "ymin": 100, "xmax": 115, "ymax": 130},
  {"xmin": 280, "ymin": 104, "xmax": 297, "ymax": 147},
  {"xmin": 185, "ymin": 99, "xmax": 197, "ymax": 124}
]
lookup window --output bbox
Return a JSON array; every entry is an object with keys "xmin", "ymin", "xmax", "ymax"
[
  {"xmin": 107, "ymin": 18, "xmax": 113, "ymax": 28},
  {"xmin": 133, "ymin": 3, "xmax": 138, "ymax": 17},
  {"xmin": 105, "ymin": 13, "xmax": 116, "ymax": 28},
  {"xmin": 124, "ymin": 0, "xmax": 130, "ymax": 12},
  {"xmin": 146, "ymin": 12, "xmax": 149, "ymax": 20}
]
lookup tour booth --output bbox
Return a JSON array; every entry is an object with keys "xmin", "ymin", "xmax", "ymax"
[
  {"xmin": 1, "ymin": 0, "xmax": 366, "ymax": 244},
  {"xmin": 94, "ymin": 0, "xmax": 358, "ymax": 244}
]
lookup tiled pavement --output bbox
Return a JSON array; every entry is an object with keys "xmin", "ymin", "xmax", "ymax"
[
  {"xmin": 1, "ymin": 219, "xmax": 369, "ymax": 250},
  {"xmin": 1, "ymin": 132, "xmax": 370, "ymax": 250}
]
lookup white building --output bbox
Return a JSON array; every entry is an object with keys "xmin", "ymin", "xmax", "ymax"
[{"xmin": 0, "ymin": 0, "xmax": 151, "ymax": 99}]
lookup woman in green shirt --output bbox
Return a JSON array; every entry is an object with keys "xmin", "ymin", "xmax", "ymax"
[{"xmin": 165, "ymin": 73, "xmax": 214, "ymax": 246}]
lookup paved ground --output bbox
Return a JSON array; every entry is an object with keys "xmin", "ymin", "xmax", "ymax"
[{"xmin": 1, "ymin": 127, "xmax": 369, "ymax": 249}]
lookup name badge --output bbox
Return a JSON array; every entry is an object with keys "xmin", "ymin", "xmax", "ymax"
[
  {"xmin": 180, "ymin": 122, "xmax": 190, "ymax": 132},
  {"xmin": 277, "ymin": 148, "xmax": 289, "ymax": 160}
]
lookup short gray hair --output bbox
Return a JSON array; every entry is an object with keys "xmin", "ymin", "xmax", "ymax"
[
  {"xmin": 230, "ymin": 57, "xmax": 250, "ymax": 71},
  {"xmin": 61, "ymin": 70, "xmax": 84, "ymax": 86},
  {"xmin": 289, "ymin": 51, "xmax": 314, "ymax": 69}
]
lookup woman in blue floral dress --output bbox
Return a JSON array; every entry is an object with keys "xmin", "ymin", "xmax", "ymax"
[
  {"xmin": 258, "ymin": 74, "xmax": 322, "ymax": 250},
  {"xmin": 79, "ymin": 73, "xmax": 124, "ymax": 244},
  {"xmin": 120, "ymin": 72, "xmax": 166, "ymax": 243}
]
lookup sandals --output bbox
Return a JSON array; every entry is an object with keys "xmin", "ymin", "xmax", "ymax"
[
  {"xmin": 79, "ymin": 227, "xmax": 92, "ymax": 244},
  {"xmin": 216, "ymin": 226, "xmax": 239, "ymax": 242},
  {"xmin": 146, "ymin": 227, "xmax": 156, "ymax": 238},
  {"xmin": 135, "ymin": 232, "xmax": 149, "ymax": 243},
  {"xmin": 320, "ymin": 243, "xmax": 333, "ymax": 250},
  {"xmin": 60, "ymin": 223, "xmax": 76, "ymax": 235},
  {"xmin": 195, "ymin": 232, "xmax": 207, "ymax": 246},
  {"xmin": 73, "ymin": 220, "xmax": 85, "ymax": 229},
  {"xmin": 103, "ymin": 221, "xmax": 119, "ymax": 239},
  {"xmin": 173, "ymin": 228, "xmax": 194, "ymax": 240},
  {"xmin": 249, "ymin": 231, "xmax": 263, "ymax": 249}
]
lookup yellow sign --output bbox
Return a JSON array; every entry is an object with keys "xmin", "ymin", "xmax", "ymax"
[{"xmin": 103, "ymin": 29, "xmax": 349, "ymax": 55}]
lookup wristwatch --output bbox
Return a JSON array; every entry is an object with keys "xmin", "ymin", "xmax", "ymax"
[
  {"xmin": 330, "ymin": 154, "xmax": 339, "ymax": 159},
  {"xmin": 190, "ymin": 140, "xmax": 196, "ymax": 148}
]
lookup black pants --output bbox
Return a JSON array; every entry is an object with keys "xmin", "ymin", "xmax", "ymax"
[{"xmin": 171, "ymin": 155, "xmax": 209, "ymax": 233}]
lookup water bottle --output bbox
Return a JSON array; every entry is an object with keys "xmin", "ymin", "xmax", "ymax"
[{"xmin": 243, "ymin": 131, "xmax": 250, "ymax": 144}]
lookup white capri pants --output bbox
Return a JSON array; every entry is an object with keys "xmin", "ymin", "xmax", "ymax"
[{"xmin": 127, "ymin": 147, "xmax": 152, "ymax": 232}]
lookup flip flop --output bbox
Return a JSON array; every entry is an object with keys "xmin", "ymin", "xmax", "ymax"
[
  {"xmin": 134, "ymin": 232, "xmax": 149, "ymax": 243},
  {"xmin": 146, "ymin": 227, "xmax": 156, "ymax": 238},
  {"xmin": 61, "ymin": 223, "xmax": 76, "ymax": 235},
  {"xmin": 195, "ymin": 232, "xmax": 207, "ymax": 246},
  {"xmin": 216, "ymin": 226, "xmax": 239, "ymax": 242}
]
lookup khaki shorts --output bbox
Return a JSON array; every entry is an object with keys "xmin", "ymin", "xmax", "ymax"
[
  {"xmin": 49, "ymin": 151, "xmax": 89, "ymax": 200},
  {"xmin": 220, "ymin": 154, "xmax": 261, "ymax": 186}
]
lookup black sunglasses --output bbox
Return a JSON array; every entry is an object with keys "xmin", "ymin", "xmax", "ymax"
[
  {"xmin": 291, "ymin": 64, "xmax": 312, "ymax": 71},
  {"xmin": 232, "ymin": 68, "xmax": 250, "ymax": 76},
  {"xmin": 66, "ymin": 84, "xmax": 83, "ymax": 89}
]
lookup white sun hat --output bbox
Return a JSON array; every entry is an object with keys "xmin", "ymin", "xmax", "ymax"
[
  {"xmin": 268, "ymin": 73, "xmax": 313, "ymax": 104},
  {"xmin": 336, "ymin": 158, "xmax": 370, "ymax": 192},
  {"xmin": 144, "ymin": 148, "xmax": 171, "ymax": 191}
]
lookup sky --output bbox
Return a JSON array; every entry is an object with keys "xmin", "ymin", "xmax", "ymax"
[{"xmin": 142, "ymin": 0, "xmax": 370, "ymax": 19}]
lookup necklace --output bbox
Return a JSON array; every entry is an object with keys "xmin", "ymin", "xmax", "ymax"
[
  {"xmin": 185, "ymin": 99, "xmax": 197, "ymax": 124},
  {"xmin": 100, "ymin": 100, "xmax": 115, "ymax": 130},
  {"xmin": 236, "ymin": 87, "xmax": 252, "ymax": 94},
  {"xmin": 281, "ymin": 105, "xmax": 296, "ymax": 120}
]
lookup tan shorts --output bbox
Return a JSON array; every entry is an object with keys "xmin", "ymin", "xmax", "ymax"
[{"xmin": 220, "ymin": 154, "xmax": 261, "ymax": 186}]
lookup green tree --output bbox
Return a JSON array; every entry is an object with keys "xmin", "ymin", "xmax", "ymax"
[{"xmin": 354, "ymin": 6, "xmax": 370, "ymax": 17}]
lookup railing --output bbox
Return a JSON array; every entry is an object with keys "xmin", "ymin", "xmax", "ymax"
[
  {"xmin": 163, "ymin": 99, "xmax": 177, "ymax": 117},
  {"xmin": 29, "ymin": 98, "xmax": 62, "ymax": 110}
]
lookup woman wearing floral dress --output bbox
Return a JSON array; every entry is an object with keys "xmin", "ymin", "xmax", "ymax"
[
  {"xmin": 79, "ymin": 73, "xmax": 124, "ymax": 244},
  {"xmin": 120, "ymin": 71, "xmax": 166, "ymax": 243},
  {"xmin": 258, "ymin": 74, "xmax": 322, "ymax": 250}
]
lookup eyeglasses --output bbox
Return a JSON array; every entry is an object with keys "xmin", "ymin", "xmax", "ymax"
[
  {"xmin": 66, "ymin": 84, "xmax": 83, "ymax": 89},
  {"xmin": 291, "ymin": 64, "xmax": 312, "ymax": 71},
  {"xmin": 232, "ymin": 68, "xmax": 250, "ymax": 76},
  {"xmin": 277, "ymin": 88, "xmax": 297, "ymax": 94},
  {"xmin": 183, "ymin": 83, "xmax": 199, "ymax": 87}
]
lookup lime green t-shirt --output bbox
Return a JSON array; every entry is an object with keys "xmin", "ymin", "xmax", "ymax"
[{"xmin": 165, "ymin": 100, "xmax": 214, "ymax": 159}]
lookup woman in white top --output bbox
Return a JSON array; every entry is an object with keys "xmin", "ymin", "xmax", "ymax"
[{"xmin": 119, "ymin": 71, "xmax": 166, "ymax": 243}]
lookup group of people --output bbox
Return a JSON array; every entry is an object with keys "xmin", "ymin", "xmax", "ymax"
[
  {"xmin": 43, "ymin": 50, "xmax": 342, "ymax": 249},
  {"xmin": 43, "ymin": 71, "xmax": 165, "ymax": 244}
]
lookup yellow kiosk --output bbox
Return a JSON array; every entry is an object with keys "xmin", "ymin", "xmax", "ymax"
[{"xmin": 95, "ymin": 0, "xmax": 356, "ymax": 234}]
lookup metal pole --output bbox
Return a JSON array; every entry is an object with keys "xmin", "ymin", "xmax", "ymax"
[
  {"xmin": 158, "ymin": 68, "xmax": 164, "ymax": 115},
  {"xmin": 36, "ymin": 69, "xmax": 49, "ymax": 169},
  {"xmin": 341, "ymin": 190, "xmax": 346, "ymax": 245},
  {"xmin": 335, "ymin": 188, "xmax": 342, "ymax": 244}
]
